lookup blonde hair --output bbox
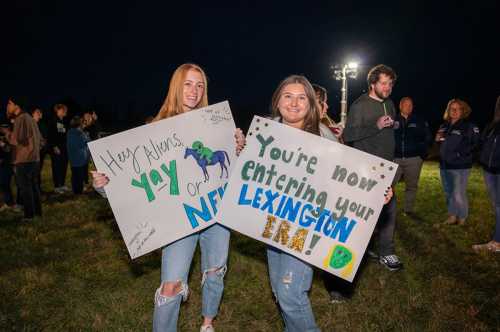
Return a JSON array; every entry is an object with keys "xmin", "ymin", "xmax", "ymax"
[
  {"xmin": 443, "ymin": 98, "xmax": 471, "ymax": 121},
  {"xmin": 154, "ymin": 63, "xmax": 208, "ymax": 121},
  {"xmin": 270, "ymin": 75, "xmax": 320, "ymax": 136}
]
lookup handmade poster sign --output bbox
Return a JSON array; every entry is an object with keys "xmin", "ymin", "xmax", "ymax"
[
  {"xmin": 217, "ymin": 116, "xmax": 397, "ymax": 281},
  {"xmin": 88, "ymin": 101, "xmax": 236, "ymax": 258}
]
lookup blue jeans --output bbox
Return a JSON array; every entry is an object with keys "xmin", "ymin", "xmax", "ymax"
[
  {"xmin": 483, "ymin": 171, "xmax": 500, "ymax": 242},
  {"xmin": 440, "ymin": 168, "xmax": 471, "ymax": 220},
  {"xmin": 267, "ymin": 246, "xmax": 319, "ymax": 332},
  {"xmin": 153, "ymin": 224, "xmax": 230, "ymax": 332}
]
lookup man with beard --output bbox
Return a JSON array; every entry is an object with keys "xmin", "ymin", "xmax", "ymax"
[
  {"xmin": 343, "ymin": 64, "xmax": 402, "ymax": 271},
  {"xmin": 0, "ymin": 96, "xmax": 42, "ymax": 220}
]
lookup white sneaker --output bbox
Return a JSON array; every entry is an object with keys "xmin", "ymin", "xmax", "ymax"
[{"xmin": 200, "ymin": 325, "xmax": 215, "ymax": 332}]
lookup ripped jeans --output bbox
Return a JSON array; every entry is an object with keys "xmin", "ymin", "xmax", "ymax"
[
  {"xmin": 153, "ymin": 224, "xmax": 230, "ymax": 332},
  {"xmin": 267, "ymin": 246, "xmax": 320, "ymax": 332}
]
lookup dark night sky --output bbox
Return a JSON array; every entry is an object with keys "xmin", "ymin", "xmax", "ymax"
[{"xmin": 2, "ymin": 1, "xmax": 499, "ymax": 132}]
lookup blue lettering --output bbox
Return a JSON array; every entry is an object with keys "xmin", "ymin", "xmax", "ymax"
[
  {"xmin": 279, "ymin": 197, "xmax": 302, "ymax": 223},
  {"xmin": 323, "ymin": 215, "xmax": 336, "ymax": 236},
  {"xmin": 207, "ymin": 189, "xmax": 218, "ymax": 215},
  {"xmin": 260, "ymin": 190, "xmax": 279, "ymax": 214},
  {"xmin": 183, "ymin": 197, "xmax": 213, "ymax": 229},
  {"xmin": 314, "ymin": 208, "xmax": 331, "ymax": 232},
  {"xmin": 330, "ymin": 217, "xmax": 357, "ymax": 242},
  {"xmin": 298, "ymin": 203, "xmax": 314, "ymax": 227},
  {"xmin": 238, "ymin": 183, "xmax": 252, "ymax": 205},
  {"xmin": 252, "ymin": 188, "xmax": 264, "ymax": 208}
]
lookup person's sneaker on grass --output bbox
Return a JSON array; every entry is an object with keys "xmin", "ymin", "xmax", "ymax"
[
  {"xmin": 443, "ymin": 215, "xmax": 457, "ymax": 225},
  {"xmin": 200, "ymin": 324, "xmax": 215, "ymax": 332},
  {"xmin": 379, "ymin": 254, "xmax": 403, "ymax": 271},
  {"xmin": 329, "ymin": 290, "xmax": 348, "ymax": 304},
  {"xmin": 472, "ymin": 241, "xmax": 500, "ymax": 253}
]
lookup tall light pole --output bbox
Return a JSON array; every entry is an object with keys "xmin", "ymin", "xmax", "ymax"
[{"xmin": 333, "ymin": 62, "xmax": 358, "ymax": 127}]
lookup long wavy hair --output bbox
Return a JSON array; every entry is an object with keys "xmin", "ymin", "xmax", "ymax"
[
  {"xmin": 443, "ymin": 98, "xmax": 471, "ymax": 121},
  {"xmin": 270, "ymin": 75, "xmax": 320, "ymax": 136},
  {"xmin": 154, "ymin": 63, "xmax": 208, "ymax": 121}
]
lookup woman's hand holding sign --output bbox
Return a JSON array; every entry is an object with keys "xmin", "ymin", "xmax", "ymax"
[
  {"xmin": 91, "ymin": 171, "xmax": 109, "ymax": 189},
  {"xmin": 384, "ymin": 186, "xmax": 393, "ymax": 205}
]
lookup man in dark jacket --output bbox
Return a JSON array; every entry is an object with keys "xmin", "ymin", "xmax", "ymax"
[
  {"xmin": 344, "ymin": 64, "xmax": 402, "ymax": 271},
  {"xmin": 48, "ymin": 103, "xmax": 69, "ymax": 193},
  {"xmin": 31, "ymin": 107, "xmax": 48, "ymax": 192},
  {"xmin": 1, "ymin": 96, "xmax": 42, "ymax": 220},
  {"xmin": 393, "ymin": 97, "xmax": 432, "ymax": 217}
]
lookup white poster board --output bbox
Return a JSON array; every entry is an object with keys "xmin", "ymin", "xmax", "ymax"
[
  {"xmin": 217, "ymin": 116, "xmax": 397, "ymax": 281},
  {"xmin": 88, "ymin": 101, "xmax": 236, "ymax": 258}
]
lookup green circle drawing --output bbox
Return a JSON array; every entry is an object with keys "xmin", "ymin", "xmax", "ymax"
[{"xmin": 329, "ymin": 245, "xmax": 353, "ymax": 269}]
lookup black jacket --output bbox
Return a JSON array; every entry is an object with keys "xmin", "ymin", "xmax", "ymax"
[
  {"xmin": 393, "ymin": 113, "xmax": 432, "ymax": 159},
  {"xmin": 438, "ymin": 119, "xmax": 480, "ymax": 169},
  {"xmin": 48, "ymin": 117, "xmax": 69, "ymax": 151},
  {"xmin": 480, "ymin": 122, "xmax": 500, "ymax": 173}
]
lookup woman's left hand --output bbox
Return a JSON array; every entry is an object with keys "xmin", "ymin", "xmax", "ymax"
[
  {"xmin": 384, "ymin": 186, "xmax": 393, "ymax": 205},
  {"xmin": 235, "ymin": 128, "xmax": 246, "ymax": 156}
]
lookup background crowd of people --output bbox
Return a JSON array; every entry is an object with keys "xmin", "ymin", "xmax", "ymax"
[{"xmin": 0, "ymin": 101, "xmax": 103, "ymax": 220}]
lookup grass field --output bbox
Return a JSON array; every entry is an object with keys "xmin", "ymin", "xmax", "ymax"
[{"xmin": 0, "ymin": 161, "xmax": 499, "ymax": 331}]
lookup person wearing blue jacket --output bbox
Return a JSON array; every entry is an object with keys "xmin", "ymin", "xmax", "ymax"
[
  {"xmin": 393, "ymin": 97, "xmax": 432, "ymax": 218},
  {"xmin": 66, "ymin": 116, "xmax": 89, "ymax": 194},
  {"xmin": 473, "ymin": 96, "xmax": 500, "ymax": 253},
  {"xmin": 435, "ymin": 99, "xmax": 480, "ymax": 225}
]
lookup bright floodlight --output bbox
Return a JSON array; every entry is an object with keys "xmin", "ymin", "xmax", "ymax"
[{"xmin": 347, "ymin": 62, "xmax": 358, "ymax": 69}]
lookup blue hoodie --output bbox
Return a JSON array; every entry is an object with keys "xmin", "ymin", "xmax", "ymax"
[{"xmin": 67, "ymin": 128, "xmax": 90, "ymax": 167}]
